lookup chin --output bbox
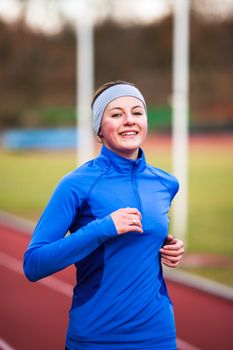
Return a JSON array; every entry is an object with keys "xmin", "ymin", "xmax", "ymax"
[
  {"xmin": 120, "ymin": 141, "xmax": 141, "ymax": 149},
  {"xmin": 118, "ymin": 144, "xmax": 141, "ymax": 155}
]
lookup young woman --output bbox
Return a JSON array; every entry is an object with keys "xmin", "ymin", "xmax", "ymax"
[{"xmin": 24, "ymin": 81, "xmax": 184, "ymax": 350}]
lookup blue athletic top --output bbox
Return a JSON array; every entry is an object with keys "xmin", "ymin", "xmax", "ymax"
[{"xmin": 24, "ymin": 145, "xmax": 179, "ymax": 350}]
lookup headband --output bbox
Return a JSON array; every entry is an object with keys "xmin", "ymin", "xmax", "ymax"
[{"xmin": 92, "ymin": 84, "xmax": 147, "ymax": 135}]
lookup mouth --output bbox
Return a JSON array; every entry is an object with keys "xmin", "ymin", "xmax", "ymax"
[{"xmin": 119, "ymin": 131, "xmax": 138, "ymax": 136}]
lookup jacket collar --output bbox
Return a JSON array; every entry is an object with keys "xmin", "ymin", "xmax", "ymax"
[{"xmin": 96, "ymin": 145, "xmax": 147, "ymax": 173}]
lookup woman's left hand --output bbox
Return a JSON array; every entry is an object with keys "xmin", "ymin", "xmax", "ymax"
[{"xmin": 159, "ymin": 234, "xmax": 184, "ymax": 268}]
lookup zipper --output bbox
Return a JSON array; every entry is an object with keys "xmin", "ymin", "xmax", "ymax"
[{"xmin": 131, "ymin": 162, "xmax": 143, "ymax": 218}]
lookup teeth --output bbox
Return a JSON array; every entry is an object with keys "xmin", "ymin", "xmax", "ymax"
[{"xmin": 121, "ymin": 132, "xmax": 137, "ymax": 136}]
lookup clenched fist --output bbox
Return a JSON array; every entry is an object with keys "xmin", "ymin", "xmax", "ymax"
[
  {"xmin": 160, "ymin": 234, "xmax": 184, "ymax": 268},
  {"xmin": 111, "ymin": 207, "xmax": 143, "ymax": 235}
]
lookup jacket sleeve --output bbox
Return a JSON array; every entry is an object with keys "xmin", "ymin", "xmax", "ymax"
[
  {"xmin": 151, "ymin": 166, "xmax": 180, "ymax": 202},
  {"xmin": 23, "ymin": 174, "xmax": 118, "ymax": 282},
  {"xmin": 168, "ymin": 174, "xmax": 179, "ymax": 201}
]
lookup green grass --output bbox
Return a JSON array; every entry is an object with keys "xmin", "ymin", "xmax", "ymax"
[
  {"xmin": 0, "ymin": 150, "xmax": 76, "ymax": 219},
  {"xmin": 0, "ymin": 139, "xmax": 233, "ymax": 286},
  {"xmin": 188, "ymin": 150, "xmax": 233, "ymax": 256},
  {"xmin": 181, "ymin": 266, "xmax": 233, "ymax": 287},
  {"xmin": 147, "ymin": 143, "xmax": 233, "ymax": 287},
  {"xmin": 147, "ymin": 147, "xmax": 233, "ymax": 257}
]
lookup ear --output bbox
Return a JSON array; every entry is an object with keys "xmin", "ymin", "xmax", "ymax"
[
  {"xmin": 96, "ymin": 135, "xmax": 103, "ymax": 144},
  {"xmin": 98, "ymin": 127, "xmax": 103, "ymax": 137}
]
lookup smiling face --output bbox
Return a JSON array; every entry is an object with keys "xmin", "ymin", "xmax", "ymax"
[{"xmin": 99, "ymin": 96, "xmax": 148, "ymax": 159}]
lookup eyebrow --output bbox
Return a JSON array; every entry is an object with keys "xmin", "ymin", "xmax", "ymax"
[{"xmin": 108, "ymin": 105, "xmax": 144, "ymax": 111}]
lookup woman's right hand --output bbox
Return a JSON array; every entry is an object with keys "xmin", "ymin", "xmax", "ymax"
[{"xmin": 110, "ymin": 207, "xmax": 143, "ymax": 235}]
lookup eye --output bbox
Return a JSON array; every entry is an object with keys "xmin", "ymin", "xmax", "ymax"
[
  {"xmin": 111, "ymin": 113, "xmax": 122, "ymax": 118},
  {"xmin": 133, "ymin": 111, "xmax": 143, "ymax": 116}
]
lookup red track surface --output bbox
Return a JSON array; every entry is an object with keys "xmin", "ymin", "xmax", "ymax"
[{"xmin": 1, "ymin": 222, "xmax": 233, "ymax": 350}]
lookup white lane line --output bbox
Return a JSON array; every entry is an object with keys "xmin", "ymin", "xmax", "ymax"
[
  {"xmin": 0, "ymin": 210, "xmax": 233, "ymax": 304},
  {"xmin": 0, "ymin": 210, "xmax": 34, "ymax": 236},
  {"xmin": 1, "ymin": 210, "xmax": 233, "ymax": 301},
  {"xmin": 164, "ymin": 267, "xmax": 233, "ymax": 302},
  {"xmin": 177, "ymin": 338, "xmax": 202, "ymax": 350},
  {"xmin": 0, "ymin": 251, "xmax": 201, "ymax": 350},
  {"xmin": 0, "ymin": 338, "xmax": 16, "ymax": 350},
  {"xmin": 0, "ymin": 252, "xmax": 72, "ymax": 297}
]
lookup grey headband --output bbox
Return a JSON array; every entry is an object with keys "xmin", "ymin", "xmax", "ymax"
[{"xmin": 92, "ymin": 84, "xmax": 147, "ymax": 135}]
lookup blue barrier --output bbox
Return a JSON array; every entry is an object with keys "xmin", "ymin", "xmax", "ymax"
[{"xmin": 2, "ymin": 128, "xmax": 77, "ymax": 150}]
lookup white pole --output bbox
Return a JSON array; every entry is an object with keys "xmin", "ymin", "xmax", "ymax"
[
  {"xmin": 172, "ymin": 0, "xmax": 190, "ymax": 245},
  {"xmin": 76, "ymin": 0, "xmax": 95, "ymax": 165}
]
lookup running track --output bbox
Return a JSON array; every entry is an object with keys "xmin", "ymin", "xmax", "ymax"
[{"xmin": 1, "ymin": 220, "xmax": 233, "ymax": 350}]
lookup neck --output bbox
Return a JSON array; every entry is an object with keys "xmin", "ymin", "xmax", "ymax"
[{"xmin": 104, "ymin": 146, "xmax": 139, "ymax": 160}]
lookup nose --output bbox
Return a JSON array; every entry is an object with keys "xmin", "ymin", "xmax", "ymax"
[{"xmin": 123, "ymin": 113, "xmax": 135, "ymax": 125}]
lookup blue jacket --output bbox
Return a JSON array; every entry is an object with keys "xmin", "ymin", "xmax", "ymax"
[{"xmin": 24, "ymin": 145, "xmax": 179, "ymax": 350}]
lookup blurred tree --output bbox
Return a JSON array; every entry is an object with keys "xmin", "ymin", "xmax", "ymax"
[
  {"xmin": 0, "ymin": 4, "xmax": 232, "ymax": 131},
  {"xmin": 191, "ymin": 0, "xmax": 233, "ymax": 22}
]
